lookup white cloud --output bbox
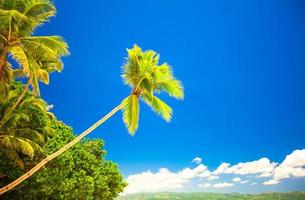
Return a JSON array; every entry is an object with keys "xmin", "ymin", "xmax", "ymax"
[
  {"xmin": 124, "ymin": 168, "xmax": 185, "ymax": 194},
  {"xmin": 262, "ymin": 149, "xmax": 305, "ymax": 185},
  {"xmin": 198, "ymin": 183, "xmax": 211, "ymax": 188},
  {"xmin": 213, "ymin": 163, "xmax": 230, "ymax": 175},
  {"xmin": 272, "ymin": 149, "xmax": 305, "ymax": 180},
  {"xmin": 123, "ymin": 149, "xmax": 305, "ymax": 194},
  {"xmin": 256, "ymin": 172, "xmax": 273, "ymax": 178},
  {"xmin": 192, "ymin": 157, "xmax": 202, "ymax": 164},
  {"xmin": 263, "ymin": 179, "xmax": 280, "ymax": 185},
  {"xmin": 213, "ymin": 182, "xmax": 234, "ymax": 188},
  {"xmin": 232, "ymin": 177, "xmax": 242, "ymax": 183},
  {"xmin": 198, "ymin": 170, "xmax": 211, "ymax": 178},
  {"xmin": 213, "ymin": 158, "xmax": 277, "ymax": 177},
  {"xmin": 123, "ymin": 164, "xmax": 209, "ymax": 194},
  {"xmin": 207, "ymin": 175, "xmax": 219, "ymax": 180}
]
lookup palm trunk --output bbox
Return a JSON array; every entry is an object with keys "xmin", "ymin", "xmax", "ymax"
[
  {"xmin": 0, "ymin": 102, "xmax": 123, "ymax": 195},
  {"xmin": 0, "ymin": 81, "xmax": 30, "ymax": 129},
  {"xmin": 0, "ymin": 51, "xmax": 7, "ymax": 82}
]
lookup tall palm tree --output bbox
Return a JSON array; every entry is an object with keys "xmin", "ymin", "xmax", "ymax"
[
  {"xmin": 0, "ymin": 0, "xmax": 69, "ymax": 127},
  {"xmin": 0, "ymin": 45, "xmax": 184, "ymax": 194}
]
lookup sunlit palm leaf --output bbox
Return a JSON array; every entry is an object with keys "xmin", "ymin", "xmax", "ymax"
[
  {"xmin": 122, "ymin": 95, "xmax": 139, "ymax": 135},
  {"xmin": 20, "ymin": 36, "xmax": 69, "ymax": 57},
  {"xmin": 156, "ymin": 79, "xmax": 184, "ymax": 99},
  {"xmin": 4, "ymin": 149, "xmax": 24, "ymax": 168},
  {"xmin": 9, "ymin": 45, "xmax": 30, "ymax": 72},
  {"xmin": 0, "ymin": 135, "xmax": 35, "ymax": 158},
  {"xmin": 142, "ymin": 92, "xmax": 173, "ymax": 122}
]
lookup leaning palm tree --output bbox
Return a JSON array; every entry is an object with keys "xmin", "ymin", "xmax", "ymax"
[
  {"xmin": 0, "ymin": 0, "xmax": 69, "ymax": 127},
  {"xmin": 0, "ymin": 45, "xmax": 184, "ymax": 195}
]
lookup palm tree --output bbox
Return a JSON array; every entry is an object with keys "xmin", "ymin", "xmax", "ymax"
[
  {"xmin": 0, "ymin": 45, "xmax": 184, "ymax": 194},
  {"xmin": 121, "ymin": 45, "xmax": 184, "ymax": 133},
  {"xmin": 0, "ymin": 83, "xmax": 54, "ymax": 169},
  {"xmin": 0, "ymin": 0, "xmax": 69, "ymax": 127}
]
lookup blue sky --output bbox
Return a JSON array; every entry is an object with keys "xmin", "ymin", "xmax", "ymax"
[{"xmin": 36, "ymin": 0, "xmax": 305, "ymax": 193}]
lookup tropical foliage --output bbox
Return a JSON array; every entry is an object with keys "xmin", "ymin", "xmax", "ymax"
[
  {"xmin": 121, "ymin": 45, "xmax": 184, "ymax": 134},
  {"xmin": 0, "ymin": 110, "xmax": 126, "ymax": 199},
  {"xmin": 0, "ymin": 0, "xmax": 68, "ymax": 167},
  {"xmin": 0, "ymin": 0, "xmax": 69, "ymax": 99},
  {"xmin": 0, "ymin": 82, "xmax": 54, "ymax": 169}
]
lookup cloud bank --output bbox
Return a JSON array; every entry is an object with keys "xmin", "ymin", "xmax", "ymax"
[{"xmin": 123, "ymin": 149, "xmax": 305, "ymax": 194}]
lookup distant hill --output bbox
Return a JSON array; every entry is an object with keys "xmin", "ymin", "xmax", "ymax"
[{"xmin": 118, "ymin": 191, "xmax": 305, "ymax": 200}]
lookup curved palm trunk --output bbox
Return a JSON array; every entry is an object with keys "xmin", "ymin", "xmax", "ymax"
[
  {"xmin": 0, "ymin": 103, "xmax": 123, "ymax": 195},
  {"xmin": 0, "ymin": 50, "xmax": 7, "ymax": 80}
]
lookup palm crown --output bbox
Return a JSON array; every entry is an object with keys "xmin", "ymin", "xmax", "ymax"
[
  {"xmin": 121, "ymin": 45, "xmax": 184, "ymax": 134},
  {"xmin": 0, "ymin": 0, "xmax": 69, "ymax": 97}
]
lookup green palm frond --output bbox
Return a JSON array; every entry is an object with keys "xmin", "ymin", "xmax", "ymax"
[
  {"xmin": 3, "ymin": 148, "xmax": 25, "ymax": 168},
  {"xmin": 0, "ymin": 0, "xmax": 56, "ymax": 36},
  {"xmin": 15, "ymin": 128, "xmax": 45, "ymax": 144},
  {"xmin": 153, "ymin": 63, "xmax": 173, "ymax": 79},
  {"xmin": 20, "ymin": 36, "xmax": 69, "ymax": 59},
  {"xmin": 23, "ymin": 0, "xmax": 56, "ymax": 24},
  {"xmin": 155, "ymin": 79, "xmax": 184, "ymax": 99},
  {"xmin": 142, "ymin": 92, "xmax": 173, "ymax": 122},
  {"xmin": 0, "ymin": 135, "xmax": 35, "ymax": 158},
  {"xmin": 0, "ymin": 8, "xmax": 32, "ymax": 38},
  {"xmin": 9, "ymin": 45, "xmax": 30, "ymax": 71},
  {"xmin": 8, "ymin": 47, "xmax": 52, "ymax": 95},
  {"xmin": 122, "ymin": 95, "xmax": 140, "ymax": 135},
  {"xmin": 122, "ymin": 45, "xmax": 143, "ymax": 86},
  {"xmin": 40, "ymin": 59, "xmax": 64, "ymax": 72},
  {"xmin": 36, "ymin": 68, "xmax": 49, "ymax": 84}
]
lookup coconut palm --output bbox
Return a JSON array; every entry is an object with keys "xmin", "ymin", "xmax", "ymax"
[
  {"xmin": 0, "ymin": 83, "xmax": 54, "ymax": 169},
  {"xmin": 0, "ymin": 0, "xmax": 69, "ymax": 127},
  {"xmin": 0, "ymin": 45, "xmax": 184, "ymax": 194},
  {"xmin": 121, "ymin": 45, "xmax": 184, "ymax": 133}
]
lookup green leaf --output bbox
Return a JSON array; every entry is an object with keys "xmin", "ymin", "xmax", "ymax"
[
  {"xmin": 37, "ymin": 69, "xmax": 49, "ymax": 84},
  {"xmin": 9, "ymin": 45, "xmax": 30, "ymax": 73},
  {"xmin": 139, "ymin": 77, "xmax": 152, "ymax": 94},
  {"xmin": 156, "ymin": 79, "xmax": 184, "ymax": 99},
  {"xmin": 142, "ymin": 93, "xmax": 173, "ymax": 122},
  {"xmin": 121, "ymin": 95, "xmax": 139, "ymax": 135}
]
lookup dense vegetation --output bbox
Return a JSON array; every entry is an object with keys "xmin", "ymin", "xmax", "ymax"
[
  {"xmin": 0, "ymin": 83, "xmax": 126, "ymax": 199},
  {"xmin": 118, "ymin": 191, "xmax": 305, "ymax": 200}
]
